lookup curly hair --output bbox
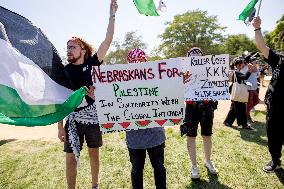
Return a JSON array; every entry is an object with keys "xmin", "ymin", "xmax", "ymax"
[{"xmin": 67, "ymin": 37, "xmax": 96, "ymax": 60}]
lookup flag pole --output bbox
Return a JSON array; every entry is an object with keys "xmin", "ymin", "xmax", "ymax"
[{"xmin": 256, "ymin": 0, "xmax": 263, "ymax": 16}]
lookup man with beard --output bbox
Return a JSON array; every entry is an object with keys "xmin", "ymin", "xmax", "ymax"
[{"xmin": 57, "ymin": 1, "xmax": 118, "ymax": 188}]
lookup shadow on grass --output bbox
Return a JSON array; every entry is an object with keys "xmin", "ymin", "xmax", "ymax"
[
  {"xmin": 225, "ymin": 111, "xmax": 267, "ymax": 146},
  {"xmin": 186, "ymin": 171, "xmax": 232, "ymax": 189},
  {"xmin": 239, "ymin": 120, "xmax": 267, "ymax": 146},
  {"xmin": 0, "ymin": 139, "xmax": 16, "ymax": 146},
  {"xmin": 275, "ymin": 168, "xmax": 284, "ymax": 186}
]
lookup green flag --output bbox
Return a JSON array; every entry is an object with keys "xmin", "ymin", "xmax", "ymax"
[
  {"xmin": 238, "ymin": 0, "xmax": 259, "ymax": 21},
  {"xmin": 133, "ymin": 0, "xmax": 159, "ymax": 16}
]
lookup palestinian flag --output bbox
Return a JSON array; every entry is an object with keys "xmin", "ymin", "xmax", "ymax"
[
  {"xmin": 133, "ymin": 0, "xmax": 166, "ymax": 16},
  {"xmin": 0, "ymin": 6, "xmax": 85, "ymax": 126},
  {"xmin": 238, "ymin": 0, "xmax": 258, "ymax": 22}
]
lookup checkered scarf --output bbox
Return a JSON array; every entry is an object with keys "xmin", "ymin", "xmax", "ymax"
[{"xmin": 67, "ymin": 103, "xmax": 99, "ymax": 167}]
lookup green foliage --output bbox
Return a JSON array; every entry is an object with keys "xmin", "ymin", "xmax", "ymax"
[
  {"xmin": 147, "ymin": 47, "xmax": 164, "ymax": 61},
  {"xmin": 223, "ymin": 34, "xmax": 257, "ymax": 55},
  {"xmin": 264, "ymin": 31, "xmax": 274, "ymax": 51},
  {"xmin": 159, "ymin": 10, "xmax": 226, "ymax": 58},
  {"xmin": 104, "ymin": 31, "xmax": 147, "ymax": 64},
  {"xmin": 264, "ymin": 14, "xmax": 284, "ymax": 52}
]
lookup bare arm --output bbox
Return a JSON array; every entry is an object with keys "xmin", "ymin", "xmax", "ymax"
[
  {"xmin": 253, "ymin": 16, "xmax": 269, "ymax": 59},
  {"xmin": 57, "ymin": 120, "xmax": 66, "ymax": 142},
  {"xmin": 97, "ymin": 0, "xmax": 118, "ymax": 62}
]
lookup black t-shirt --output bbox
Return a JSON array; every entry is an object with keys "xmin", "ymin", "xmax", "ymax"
[
  {"xmin": 65, "ymin": 53, "xmax": 103, "ymax": 105},
  {"xmin": 265, "ymin": 50, "xmax": 284, "ymax": 114}
]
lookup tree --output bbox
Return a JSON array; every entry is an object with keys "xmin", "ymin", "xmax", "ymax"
[
  {"xmin": 159, "ymin": 10, "xmax": 226, "ymax": 58},
  {"xmin": 104, "ymin": 31, "xmax": 147, "ymax": 64},
  {"xmin": 147, "ymin": 46, "xmax": 163, "ymax": 61},
  {"xmin": 223, "ymin": 34, "xmax": 257, "ymax": 55},
  {"xmin": 264, "ymin": 14, "xmax": 284, "ymax": 52}
]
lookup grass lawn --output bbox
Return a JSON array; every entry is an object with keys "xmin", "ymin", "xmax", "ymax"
[{"xmin": 0, "ymin": 111, "xmax": 283, "ymax": 189}]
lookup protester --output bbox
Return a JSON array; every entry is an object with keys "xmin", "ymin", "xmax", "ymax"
[
  {"xmin": 180, "ymin": 47, "xmax": 218, "ymax": 179},
  {"xmin": 57, "ymin": 1, "xmax": 118, "ymax": 189},
  {"xmin": 224, "ymin": 58, "xmax": 255, "ymax": 130},
  {"xmin": 245, "ymin": 56, "xmax": 260, "ymax": 123},
  {"xmin": 253, "ymin": 16, "xmax": 284, "ymax": 173},
  {"xmin": 126, "ymin": 48, "xmax": 167, "ymax": 189}
]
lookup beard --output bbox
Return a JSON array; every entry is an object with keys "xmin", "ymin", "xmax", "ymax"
[{"xmin": 67, "ymin": 53, "xmax": 82, "ymax": 64}]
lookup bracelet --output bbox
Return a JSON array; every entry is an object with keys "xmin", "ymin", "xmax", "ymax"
[
  {"xmin": 254, "ymin": 28, "xmax": 261, "ymax": 31},
  {"xmin": 109, "ymin": 14, "xmax": 115, "ymax": 20}
]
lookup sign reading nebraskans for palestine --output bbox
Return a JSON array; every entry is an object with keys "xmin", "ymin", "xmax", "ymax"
[
  {"xmin": 183, "ymin": 54, "xmax": 230, "ymax": 101},
  {"xmin": 93, "ymin": 59, "xmax": 185, "ymax": 133}
]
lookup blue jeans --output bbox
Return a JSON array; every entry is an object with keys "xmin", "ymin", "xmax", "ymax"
[{"xmin": 128, "ymin": 143, "xmax": 166, "ymax": 189}]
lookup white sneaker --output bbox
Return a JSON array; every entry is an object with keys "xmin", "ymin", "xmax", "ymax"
[
  {"xmin": 191, "ymin": 165, "xmax": 200, "ymax": 179},
  {"xmin": 204, "ymin": 160, "xmax": 218, "ymax": 174}
]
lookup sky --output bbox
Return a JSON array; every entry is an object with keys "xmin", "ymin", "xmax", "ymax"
[{"xmin": 0, "ymin": 0, "xmax": 283, "ymax": 56}]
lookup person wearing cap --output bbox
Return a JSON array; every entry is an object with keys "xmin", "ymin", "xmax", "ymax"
[
  {"xmin": 253, "ymin": 16, "xmax": 284, "ymax": 173},
  {"xmin": 180, "ymin": 47, "xmax": 218, "ymax": 179},
  {"xmin": 56, "ymin": 1, "xmax": 118, "ymax": 189},
  {"xmin": 126, "ymin": 48, "xmax": 167, "ymax": 189},
  {"xmin": 224, "ymin": 58, "xmax": 255, "ymax": 130}
]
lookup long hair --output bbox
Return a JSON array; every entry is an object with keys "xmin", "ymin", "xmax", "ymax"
[{"xmin": 67, "ymin": 37, "xmax": 95, "ymax": 60}]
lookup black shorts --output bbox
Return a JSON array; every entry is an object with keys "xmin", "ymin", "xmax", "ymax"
[
  {"xmin": 182, "ymin": 102, "xmax": 214, "ymax": 137},
  {"xmin": 64, "ymin": 121, "xmax": 102, "ymax": 153}
]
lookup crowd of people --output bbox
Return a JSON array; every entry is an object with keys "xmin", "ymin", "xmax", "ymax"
[{"xmin": 54, "ymin": 1, "xmax": 284, "ymax": 188}]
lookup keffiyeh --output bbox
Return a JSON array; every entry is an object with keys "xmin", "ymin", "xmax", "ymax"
[{"xmin": 67, "ymin": 103, "xmax": 99, "ymax": 166}]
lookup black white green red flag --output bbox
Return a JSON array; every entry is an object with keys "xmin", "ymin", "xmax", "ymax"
[{"xmin": 0, "ymin": 6, "xmax": 85, "ymax": 126}]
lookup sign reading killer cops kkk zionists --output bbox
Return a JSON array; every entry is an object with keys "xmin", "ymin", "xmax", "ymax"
[
  {"xmin": 182, "ymin": 54, "xmax": 230, "ymax": 101},
  {"xmin": 92, "ymin": 58, "xmax": 185, "ymax": 133}
]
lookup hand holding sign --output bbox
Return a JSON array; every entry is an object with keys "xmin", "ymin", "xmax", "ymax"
[
  {"xmin": 181, "ymin": 70, "xmax": 192, "ymax": 84},
  {"xmin": 85, "ymin": 86, "xmax": 96, "ymax": 100}
]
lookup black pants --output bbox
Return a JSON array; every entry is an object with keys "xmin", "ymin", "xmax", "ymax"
[
  {"xmin": 128, "ymin": 143, "xmax": 166, "ymax": 189},
  {"xmin": 224, "ymin": 101, "xmax": 248, "ymax": 126},
  {"xmin": 267, "ymin": 115, "xmax": 284, "ymax": 164}
]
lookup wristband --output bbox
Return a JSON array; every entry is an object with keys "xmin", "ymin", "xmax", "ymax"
[
  {"xmin": 254, "ymin": 28, "xmax": 261, "ymax": 31},
  {"xmin": 109, "ymin": 14, "xmax": 115, "ymax": 20}
]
